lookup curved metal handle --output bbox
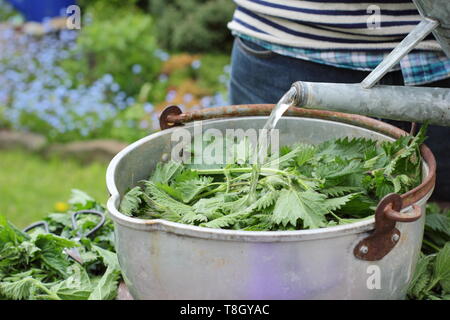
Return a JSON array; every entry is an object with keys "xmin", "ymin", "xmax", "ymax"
[
  {"xmin": 385, "ymin": 203, "xmax": 422, "ymax": 222},
  {"xmin": 354, "ymin": 193, "xmax": 422, "ymax": 261},
  {"xmin": 159, "ymin": 105, "xmax": 183, "ymax": 130},
  {"xmin": 71, "ymin": 210, "xmax": 106, "ymax": 239},
  {"xmin": 361, "ymin": 18, "xmax": 439, "ymax": 89},
  {"xmin": 23, "ymin": 221, "xmax": 50, "ymax": 234}
]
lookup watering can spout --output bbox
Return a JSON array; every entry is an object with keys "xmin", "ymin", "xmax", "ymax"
[{"xmin": 291, "ymin": 81, "xmax": 450, "ymax": 127}]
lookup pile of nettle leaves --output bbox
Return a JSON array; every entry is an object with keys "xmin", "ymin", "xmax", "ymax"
[
  {"xmin": 120, "ymin": 127, "xmax": 426, "ymax": 231},
  {"xmin": 407, "ymin": 204, "xmax": 450, "ymax": 300},
  {"xmin": 0, "ymin": 190, "xmax": 120, "ymax": 300}
]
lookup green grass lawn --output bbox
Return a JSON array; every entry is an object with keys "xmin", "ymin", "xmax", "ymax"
[{"xmin": 0, "ymin": 149, "xmax": 108, "ymax": 228}]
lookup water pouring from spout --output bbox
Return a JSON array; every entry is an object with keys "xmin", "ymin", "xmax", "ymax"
[
  {"xmin": 257, "ymin": 86, "xmax": 298, "ymax": 163},
  {"xmin": 248, "ymin": 86, "xmax": 298, "ymax": 200}
]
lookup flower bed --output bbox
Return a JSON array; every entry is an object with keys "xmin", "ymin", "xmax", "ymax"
[{"xmin": 0, "ymin": 6, "xmax": 231, "ymax": 143}]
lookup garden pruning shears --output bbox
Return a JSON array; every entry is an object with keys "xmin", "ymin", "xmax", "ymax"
[{"xmin": 23, "ymin": 210, "xmax": 106, "ymax": 264}]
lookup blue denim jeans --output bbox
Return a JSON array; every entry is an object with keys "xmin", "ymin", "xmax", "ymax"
[{"xmin": 230, "ymin": 36, "xmax": 450, "ymax": 201}]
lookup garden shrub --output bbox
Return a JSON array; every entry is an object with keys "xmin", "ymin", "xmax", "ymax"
[
  {"xmin": 61, "ymin": 8, "xmax": 161, "ymax": 97},
  {"xmin": 0, "ymin": 0, "xmax": 19, "ymax": 21},
  {"xmin": 148, "ymin": 0, "xmax": 235, "ymax": 53},
  {"xmin": 0, "ymin": 1, "xmax": 232, "ymax": 143},
  {"xmin": 0, "ymin": 27, "xmax": 132, "ymax": 142},
  {"xmin": 77, "ymin": 0, "xmax": 140, "ymax": 13}
]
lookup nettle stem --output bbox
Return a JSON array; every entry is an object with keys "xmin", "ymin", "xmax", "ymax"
[
  {"xmin": 193, "ymin": 182, "xmax": 248, "ymax": 201},
  {"xmin": 194, "ymin": 167, "xmax": 315, "ymax": 191},
  {"xmin": 422, "ymin": 239, "xmax": 441, "ymax": 252},
  {"xmin": 194, "ymin": 167, "xmax": 288, "ymax": 176},
  {"xmin": 31, "ymin": 279, "xmax": 61, "ymax": 300}
]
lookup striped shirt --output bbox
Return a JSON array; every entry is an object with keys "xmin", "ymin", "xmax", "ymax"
[
  {"xmin": 228, "ymin": 0, "xmax": 441, "ymax": 51},
  {"xmin": 228, "ymin": 1, "xmax": 450, "ymax": 85}
]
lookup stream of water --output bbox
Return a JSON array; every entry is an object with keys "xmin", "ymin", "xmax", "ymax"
[
  {"xmin": 248, "ymin": 86, "xmax": 298, "ymax": 199},
  {"xmin": 257, "ymin": 86, "xmax": 298, "ymax": 163}
]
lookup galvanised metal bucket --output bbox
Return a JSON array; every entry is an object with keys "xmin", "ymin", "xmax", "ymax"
[{"xmin": 106, "ymin": 105, "xmax": 436, "ymax": 300}]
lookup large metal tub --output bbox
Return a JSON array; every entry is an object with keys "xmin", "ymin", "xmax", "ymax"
[{"xmin": 106, "ymin": 106, "xmax": 435, "ymax": 300}]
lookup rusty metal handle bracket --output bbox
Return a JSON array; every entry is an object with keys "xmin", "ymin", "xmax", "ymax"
[
  {"xmin": 354, "ymin": 193, "xmax": 422, "ymax": 261},
  {"xmin": 160, "ymin": 105, "xmax": 183, "ymax": 130}
]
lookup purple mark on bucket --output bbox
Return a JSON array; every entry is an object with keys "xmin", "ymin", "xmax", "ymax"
[{"xmin": 247, "ymin": 242, "xmax": 346, "ymax": 299}]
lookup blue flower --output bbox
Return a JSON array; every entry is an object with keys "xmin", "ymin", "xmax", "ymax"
[
  {"xmin": 200, "ymin": 96, "xmax": 212, "ymax": 108},
  {"xmin": 126, "ymin": 97, "xmax": 135, "ymax": 105},
  {"xmin": 102, "ymin": 74, "xmax": 114, "ymax": 84},
  {"xmin": 154, "ymin": 49, "xmax": 170, "ymax": 61},
  {"xmin": 213, "ymin": 93, "xmax": 229, "ymax": 107},
  {"xmin": 158, "ymin": 74, "xmax": 168, "ymax": 82},
  {"xmin": 165, "ymin": 90, "xmax": 177, "ymax": 102},
  {"xmin": 183, "ymin": 93, "xmax": 193, "ymax": 103},
  {"xmin": 0, "ymin": 25, "xmax": 148, "ymax": 140},
  {"xmin": 191, "ymin": 60, "xmax": 201, "ymax": 69},
  {"xmin": 144, "ymin": 103, "xmax": 154, "ymax": 113},
  {"xmin": 139, "ymin": 120, "xmax": 149, "ymax": 129},
  {"xmin": 132, "ymin": 64, "xmax": 142, "ymax": 74},
  {"xmin": 110, "ymin": 83, "xmax": 120, "ymax": 92},
  {"xmin": 151, "ymin": 113, "xmax": 160, "ymax": 130}
]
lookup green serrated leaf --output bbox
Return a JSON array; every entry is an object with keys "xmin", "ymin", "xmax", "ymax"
[
  {"xmin": 408, "ymin": 254, "xmax": 432, "ymax": 298},
  {"xmin": 435, "ymin": 243, "xmax": 450, "ymax": 293},
  {"xmin": 202, "ymin": 211, "xmax": 248, "ymax": 229},
  {"xmin": 144, "ymin": 181, "xmax": 196, "ymax": 221},
  {"xmin": 320, "ymin": 186, "xmax": 362, "ymax": 197},
  {"xmin": 69, "ymin": 189, "xmax": 95, "ymax": 210},
  {"xmin": 175, "ymin": 176, "xmax": 214, "ymax": 203},
  {"xmin": 88, "ymin": 267, "xmax": 120, "ymax": 300},
  {"xmin": 272, "ymin": 189, "xmax": 328, "ymax": 229},
  {"xmin": 150, "ymin": 160, "xmax": 183, "ymax": 184},
  {"xmin": 124, "ymin": 131, "xmax": 426, "ymax": 234},
  {"xmin": 324, "ymin": 193, "xmax": 359, "ymax": 212},
  {"xmin": 92, "ymin": 245, "xmax": 120, "ymax": 271},
  {"xmin": 119, "ymin": 186, "xmax": 144, "ymax": 216},
  {"xmin": 426, "ymin": 214, "xmax": 450, "ymax": 236},
  {"xmin": 0, "ymin": 278, "xmax": 40, "ymax": 300}
]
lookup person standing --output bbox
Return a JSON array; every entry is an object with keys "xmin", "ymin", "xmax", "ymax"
[{"xmin": 228, "ymin": 0, "xmax": 450, "ymax": 201}]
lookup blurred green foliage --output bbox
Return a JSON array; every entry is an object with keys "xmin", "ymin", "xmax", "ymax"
[
  {"xmin": 196, "ymin": 54, "xmax": 230, "ymax": 93},
  {"xmin": 0, "ymin": 0, "xmax": 20, "ymax": 21},
  {"xmin": 167, "ymin": 54, "xmax": 230, "ymax": 94},
  {"xmin": 77, "ymin": 0, "xmax": 140, "ymax": 13},
  {"xmin": 78, "ymin": 0, "xmax": 235, "ymax": 53},
  {"xmin": 149, "ymin": 0, "xmax": 235, "ymax": 53},
  {"xmin": 61, "ymin": 8, "xmax": 161, "ymax": 97},
  {"xmin": 107, "ymin": 83, "xmax": 158, "ymax": 143},
  {"xmin": 1, "ymin": 0, "xmax": 232, "ymax": 144}
]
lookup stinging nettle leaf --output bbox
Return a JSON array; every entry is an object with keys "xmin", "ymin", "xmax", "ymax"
[
  {"xmin": 69, "ymin": 189, "xmax": 96, "ymax": 210},
  {"xmin": 150, "ymin": 160, "xmax": 183, "ymax": 184},
  {"xmin": 0, "ymin": 191, "xmax": 120, "ymax": 301},
  {"xmin": 88, "ymin": 267, "xmax": 121, "ymax": 300},
  {"xmin": 408, "ymin": 254, "xmax": 433, "ymax": 298},
  {"xmin": 122, "ymin": 132, "xmax": 425, "ymax": 233},
  {"xmin": 175, "ymin": 176, "xmax": 214, "ymax": 203},
  {"xmin": 119, "ymin": 186, "xmax": 144, "ymax": 216},
  {"xmin": 426, "ymin": 214, "xmax": 450, "ymax": 237},
  {"xmin": 434, "ymin": 243, "xmax": 450, "ymax": 293},
  {"xmin": 272, "ymin": 189, "xmax": 328, "ymax": 229}
]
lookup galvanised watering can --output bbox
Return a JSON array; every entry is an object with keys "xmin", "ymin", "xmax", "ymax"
[{"xmin": 290, "ymin": 0, "xmax": 450, "ymax": 127}]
